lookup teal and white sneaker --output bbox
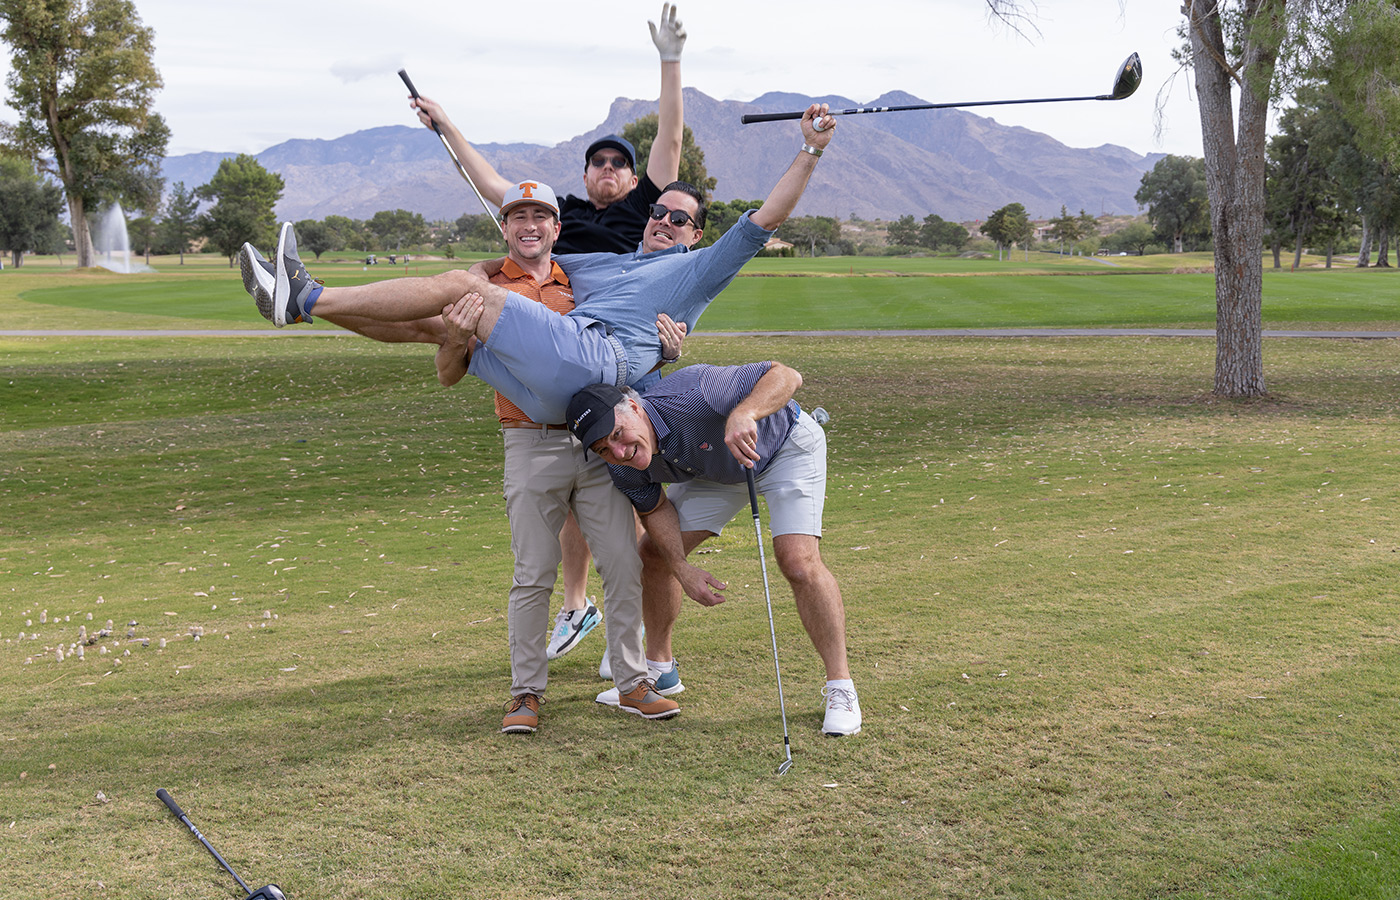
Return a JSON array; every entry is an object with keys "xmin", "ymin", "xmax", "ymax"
[
  {"xmin": 272, "ymin": 222, "xmax": 320, "ymax": 327},
  {"xmin": 649, "ymin": 658, "xmax": 684, "ymax": 696},
  {"xmin": 821, "ymin": 681, "xmax": 862, "ymax": 736},
  {"xmin": 545, "ymin": 601, "xmax": 601, "ymax": 660},
  {"xmin": 239, "ymin": 243, "xmax": 276, "ymax": 322}
]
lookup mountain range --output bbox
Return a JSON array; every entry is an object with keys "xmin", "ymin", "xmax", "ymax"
[{"xmin": 159, "ymin": 87, "xmax": 1166, "ymax": 224}]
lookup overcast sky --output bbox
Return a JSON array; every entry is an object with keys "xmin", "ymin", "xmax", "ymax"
[{"xmin": 0, "ymin": 0, "xmax": 1205, "ymax": 160}]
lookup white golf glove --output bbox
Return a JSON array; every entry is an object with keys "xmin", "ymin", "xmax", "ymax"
[{"xmin": 649, "ymin": 3, "xmax": 686, "ymax": 62}]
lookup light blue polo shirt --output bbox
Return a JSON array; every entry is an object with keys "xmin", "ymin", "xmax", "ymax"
[
  {"xmin": 466, "ymin": 211, "xmax": 773, "ymax": 424},
  {"xmin": 557, "ymin": 211, "xmax": 774, "ymax": 386}
]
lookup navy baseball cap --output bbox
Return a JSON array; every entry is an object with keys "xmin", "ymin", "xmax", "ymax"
[
  {"xmin": 568, "ymin": 383, "xmax": 626, "ymax": 452},
  {"xmin": 584, "ymin": 134, "xmax": 636, "ymax": 170}
]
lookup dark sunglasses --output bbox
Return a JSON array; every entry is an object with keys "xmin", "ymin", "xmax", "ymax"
[
  {"xmin": 648, "ymin": 204, "xmax": 696, "ymax": 228},
  {"xmin": 589, "ymin": 154, "xmax": 631, "ymax": 170}
]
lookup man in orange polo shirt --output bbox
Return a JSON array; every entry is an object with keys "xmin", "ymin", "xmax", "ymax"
[{"xmin": 434, "ymin": 180, "xmax": 680, "ymax": 731}]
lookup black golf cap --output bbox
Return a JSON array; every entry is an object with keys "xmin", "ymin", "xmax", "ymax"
[
  {"xmin": 584, "ymin": 134, "xmax": 636, "ymax": 170},
  {"xmin": 568, "ymin": 383, "xmax": 626, "ymax": 452}
]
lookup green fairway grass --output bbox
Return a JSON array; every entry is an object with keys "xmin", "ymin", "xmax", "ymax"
[
  {"xmin": 4, "ymin": 250, "xmax": 1397, "ymax": 332},
  {"xmin": 2, "ymin": 323, "xmax": 1399, "ymax": 899}
]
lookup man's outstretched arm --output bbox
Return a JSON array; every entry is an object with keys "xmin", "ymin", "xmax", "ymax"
[
  {"xmin": 749, "ymin": 104, "xmax": 836, "ymax": 232},
  {"xmin": 646, "ymin": 3, "xmax": 686, "ymax": 190},
  {"xmin": 410, "ymin": 95, "xmax": 513, "ymax": 209}
]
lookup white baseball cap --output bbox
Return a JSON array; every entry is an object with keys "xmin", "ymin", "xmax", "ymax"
[{"xmin": 499, "ymin": 180, "xmax": 559, "ymax": 218}]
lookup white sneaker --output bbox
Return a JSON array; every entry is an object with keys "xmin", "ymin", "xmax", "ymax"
[
  {"xmin": 822, "ymin": 683, "xmax": 862, "ymax": 736},
  {"xmin": 595, "ymin": 686, "xmax": 620, "ymax": 707},
  {"xmin": 545, "ymin": 601, "xmax": 600, "ymax": 660}
]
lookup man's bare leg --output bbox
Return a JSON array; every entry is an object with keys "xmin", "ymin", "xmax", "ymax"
[
  {"xmin": 772, "ymin": 533, "xmax": 850, "ymax": 681},
  {"xmin": 319, "ymin": 313, "xmax": 446, "ymax": 344},
  {"xmin": 560, "ymin": 512, "xmax": 592, "ymax": 612},
  {"xmin": 310, "ymin": 270, "xmax": 510, "ymax": 342}
]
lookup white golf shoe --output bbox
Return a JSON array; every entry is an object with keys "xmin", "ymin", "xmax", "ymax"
[{"xmin": 821, "ymin": 682, "xmax": 862, "ymax": 736}]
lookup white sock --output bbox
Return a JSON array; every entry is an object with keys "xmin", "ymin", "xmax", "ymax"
[{"xmin": 647, "ymin": 658, "xmax": 675, "ymax": 674}]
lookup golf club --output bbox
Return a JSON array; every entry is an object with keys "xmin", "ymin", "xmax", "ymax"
[
  {"xmin": 740, "ymin": 52, "xmax": 1141, "ymax": 124},
  {"xmin": 746, "ymin": 466, "xmax": 793, "ymax": 776},
  {"xmin": 397, "ymin": 68, "xmax": 505, "ymax": 238},
  {"xmin": 157, "ymin": 788, "xmax": 286, "ymax": 900}
]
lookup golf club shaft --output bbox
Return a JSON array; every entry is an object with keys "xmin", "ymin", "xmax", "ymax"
[
  {"xmin": 746, "ymin": 468, "xmax": 793, "ymax": 770},
  {"xmin": 157, "ymin": 789, "xmax": 254, "ymax": 895},
  {"xmin": 397, "ymin": 69, "xmax": 506, "ymax": 238},
  {"xmin": 741, "ymin": 93, "xmax": 1114, "ymax": 124},
  {"xmin": 741, "ymin": 51, "xmax": 1140, "ymax": 125}
]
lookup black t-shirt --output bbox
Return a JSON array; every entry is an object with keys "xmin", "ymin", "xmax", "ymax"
[{"xmin": 553, "ymin": 175, "xmax": 663, "ymax": 255}]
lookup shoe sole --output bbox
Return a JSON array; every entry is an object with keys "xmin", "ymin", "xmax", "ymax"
[
  {"xmin": 823, "ymin": 725, "xmax": 862, "ymax": 737},
  {"xmin": 501, "ymin": 723, "xmax": 538, "ymax": 734},
  {"xmin": 273, "ymin": 222, "xmax": 293, "ymax": 327},
  {"xmin": 620, "ymin": 704, "xmax": 680, "ymax": 720},
  {"xmin": 240, "ymin": 244, "xmax": 275, "ymax": 322},
  {"xmin": 545, "ymin": 608, "xmax": 602, "ymax": 660}
]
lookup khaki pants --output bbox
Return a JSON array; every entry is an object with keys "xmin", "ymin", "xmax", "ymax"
[{"xmin": 502, "ymin": 427, "xmax": 646, "ymax": 696}]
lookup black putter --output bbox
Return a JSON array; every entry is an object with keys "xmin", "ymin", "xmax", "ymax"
[
  {"xmin": 746, "ymin": 466, "xmax": 793, "ymax": 776},
  {"xmin": 157, "ymin": 788, "xmax": 286, "ymax": 900},
  {"xmin": 740, "ymin": 52, "xmax": 1141, "ymax": 124}
]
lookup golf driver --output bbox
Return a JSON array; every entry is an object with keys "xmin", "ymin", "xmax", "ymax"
[
  {"xmin": 397, "ymin": 68, "xmax": 505, "ymax": 238},
  {"xmin": 746, "ymin": 466, "xmax": 793, "ymax": 776},
  {"xmin": 740, "ymin": 52, "xmax": 1141, "ymax": 124},
  {"xmin": 157, "ymin": 788, "xmax": 286, "ymax": 900}
]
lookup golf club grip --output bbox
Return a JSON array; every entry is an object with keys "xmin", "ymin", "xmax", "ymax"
[
  {"xmin": 745, "ymin": 467, "xmax": 759, "ymax": 514},
  {"xmin": 740, "ymin": 111, "xmax": 805, "ymax": 124},
  {"xmin": 399, "ymin": 69, "xmax": 445, "ymax": 137},
  {"xmin": 157, "ymin": 788, "xmax": 188, "ymax": 822}
]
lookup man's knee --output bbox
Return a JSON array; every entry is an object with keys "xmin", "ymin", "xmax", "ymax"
[
  {"xmin": 436, "ymin": 269, "xmax": 478, "ymax": 294},
  {"xmin": 774, "ymin": 537, "xmax": 828, "ymax": 587},
  {"xmin": 638, "ymin": 533, "xmax": 667, "ymax": 568}
]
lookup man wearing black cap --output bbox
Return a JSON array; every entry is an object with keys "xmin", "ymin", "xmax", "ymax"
[
  {"xmin": 408, "ymin": 4, "xmax": 686, "ymax": 255},
  {"xmin": 566, "ymin": 363, "xmax": 862, "ymax": 737}
]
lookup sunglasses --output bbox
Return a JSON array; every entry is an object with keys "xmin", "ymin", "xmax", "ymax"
[
  {"xmin": 589, "ymin": 154, "xmax": 631, "ymax": 170},
  {"xmin": 648, "ymin": 204, "xmax": 697, "ymax": 228}
]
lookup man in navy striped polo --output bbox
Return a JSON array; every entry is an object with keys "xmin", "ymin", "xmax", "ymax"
[{"xmin": 566, "ymin": 361, "xmax": 861, "ymax": 737}]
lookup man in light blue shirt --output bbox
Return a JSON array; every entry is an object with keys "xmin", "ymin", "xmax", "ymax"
[{"xmin": 250, "ymin": 104, "xmax": 837, "ymax": 424}]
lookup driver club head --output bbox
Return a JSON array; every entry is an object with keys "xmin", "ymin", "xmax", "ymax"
[
  {"xmin": 1110, "ymin": 52, "xmax": 1142, "ymax": 100},
  {"xmin": 245, "ymin": 886, "xmax": 286, "ymax": 900}
]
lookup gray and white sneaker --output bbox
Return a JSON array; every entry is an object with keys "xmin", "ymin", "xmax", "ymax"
[
  {"xmin": 821, "ymin": 683, "xmax": 862, "ymax": 736},
  {"xmin": 545, "ymin": 601, "xmax": 601, "ymax": 660},
  {"xmin": 239, "ymin": 243, "xmax": 276, "ymax": 322},
  {"xmin": 272, "ymin": 222, "xmax": 319, "ymax": 327}
]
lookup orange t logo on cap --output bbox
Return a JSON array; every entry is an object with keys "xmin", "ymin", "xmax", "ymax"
[{"xmin": 518, "ymin": 181, "xmax": 537, "ymax": 198}]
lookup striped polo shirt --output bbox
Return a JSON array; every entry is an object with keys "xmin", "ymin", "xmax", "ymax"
[{"xmin": 606, "ymin": 362, "xmax": 800, "ymax": 513}]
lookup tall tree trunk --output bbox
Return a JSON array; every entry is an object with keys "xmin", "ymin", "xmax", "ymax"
[
  {"xmin": 1187, "ymin": 0, "xmax": 1277, "ymax": 398},
  {"xmin": 1357, "ymin": 215, "xmax": 1372, "ymax": 266},
  {"xmin": 1271, "ymin": 240, "xmax": 1282, "ymax": 268},
  {"xmin": 1377, "ymin": 229, "xmax": 1391, "ymax": 267},
  {"xmin": 1292, "ymin": 231, "xmax": 1305, "ymax": 269},
  {"xmin": 66, "ymin": 195, "xmax": 95, "ymax": 269}
]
